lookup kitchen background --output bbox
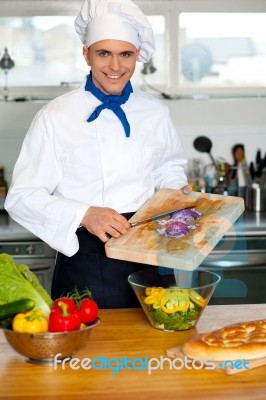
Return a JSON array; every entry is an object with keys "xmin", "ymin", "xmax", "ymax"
[
  {"xmin": 0, "ymin": 0, "xmax": 266, "ymax": 302},
  {"xmin": 1, "ymin": 97, "xmax": 265, "ymax": 186},
  {"xmin": 0, "ymin": 0, "xmax": 266, "ymax": 186}
]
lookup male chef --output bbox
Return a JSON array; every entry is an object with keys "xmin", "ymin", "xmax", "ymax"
[{"xmin": 5, "ymin": 0, "xmax": 189, "ymax": 308}]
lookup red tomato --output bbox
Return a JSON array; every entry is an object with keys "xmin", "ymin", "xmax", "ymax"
[
  {"xmin": 52, "ymin": 297, "xmax": 77, "ymax": 313},
  {"xmin": 78, "ymin": 299, "xmax": 98, "ymax": 324}
]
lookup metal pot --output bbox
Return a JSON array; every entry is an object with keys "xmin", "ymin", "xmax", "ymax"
[{"xmin": 245, "ymin": 186, "xmax": 266, "ymax": 212}]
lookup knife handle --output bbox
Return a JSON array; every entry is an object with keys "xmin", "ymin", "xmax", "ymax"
[{"xmin": 130, "ymin": 220, "xmax": 150, "ymax": 227}]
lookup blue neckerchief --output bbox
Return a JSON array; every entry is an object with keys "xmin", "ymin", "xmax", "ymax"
[{"xmin": 85, "ymin": 72, "xmax": 133, "ymax": 138}]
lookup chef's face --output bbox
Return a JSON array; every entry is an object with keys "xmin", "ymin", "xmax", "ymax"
[{"xmin": 83, "ymin": 39, "xmax": 139, "ymax": 95}]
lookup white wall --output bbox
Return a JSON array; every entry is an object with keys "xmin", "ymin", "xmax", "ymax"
[
  {"xmin": 0, "ymin": 97, "xmax": 266, "ymax": 184},
  {"xmin": 166, "ymin": 98, "xmax": 266, "ymax": 168},
  {"xmin": 0, "ymin": 102, "xmax": 43, "ymax": 184}
]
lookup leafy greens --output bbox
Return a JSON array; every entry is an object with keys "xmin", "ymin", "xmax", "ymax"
[{"xmin": 0, "ymin": 253, "xmax": 52, "ymax": 317}]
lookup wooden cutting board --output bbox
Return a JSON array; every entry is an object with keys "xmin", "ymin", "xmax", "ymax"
[{"xmin": 105, "ymin": 189, "xmax": 245, "ymax": 270}]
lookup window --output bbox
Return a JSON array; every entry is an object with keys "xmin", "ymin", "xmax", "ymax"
[
  {"xmin": 132, "ymin": 16, "xmax": 166, "ymax": 89},
  {"xmin": 0, "ymin": 16, "xmax": 87, "ymax": 86},
  {"xmin": 0, "ymin": 14, "xmax": 165, "ymax": 94},
  {"xmin": 179, "ymin": 13, "xmax": 266, "ymax": 90},
  {"xmin": 1, "ymin": 0, "xmax": 266, "ymax": 98}
]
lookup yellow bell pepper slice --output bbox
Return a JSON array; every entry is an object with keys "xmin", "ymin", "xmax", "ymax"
[
  {"xmin": 144, "ymin": 295, "xmax": 157, "ymax": 305},
  {"xmin": 189, "ymin": 290, "xmax": 206, "ymax": 307},
  {"xmin": 175, "ymin": 295, "xmax": 190, "ymax": 312},
  {"xmin": 144, "ymin": 287, "xmax": 165, "ymax": 304},
  {"xmin": 145, "ymin": 287, "xmax": 164, "ymax": 296},
  {"xmin": 160, "ymin": 289, "xmax": 190, "ymax": 314},
  {"xmin": 144, "ymin": 287, "xmax": 193, "ymax": 313},
  {"xmin": 160, "ymin": 298, "xmax": 179, "ymax": 314},
  {"xmin": 145, "ymin": 288, "xmax": 153, "ymax": 296},
  {"xmin": 12, "ymin": 310, "xmax": 49, "ymax": 333}
]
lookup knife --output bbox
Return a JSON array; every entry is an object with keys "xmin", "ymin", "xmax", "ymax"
[{"xmin": 130, "ymin": 204, "xmax": 197, "ymax": 227}]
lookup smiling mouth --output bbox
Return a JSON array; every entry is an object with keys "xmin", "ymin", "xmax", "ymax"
[{"xmin": 106, "ymin": 74, "xmax": 123, "ymax": 80}]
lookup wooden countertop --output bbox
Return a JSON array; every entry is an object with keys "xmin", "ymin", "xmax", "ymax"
[{"xmin": 1, "ymin": 304, "xmax": 266, "ymax": 400}]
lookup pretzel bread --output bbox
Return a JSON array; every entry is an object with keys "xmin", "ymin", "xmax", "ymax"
[{"xmin": 182, "ymin": 319, "xmax": 266, "ymax": 361}]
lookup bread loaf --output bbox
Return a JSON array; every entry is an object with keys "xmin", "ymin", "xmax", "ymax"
[{"xmin": 182, "ymin": 319, "xmax": 266, "ymax": 361}]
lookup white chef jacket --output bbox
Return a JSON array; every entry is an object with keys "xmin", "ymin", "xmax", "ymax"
[{"xmin": 5, "ymin": 78, "xmax": 188, "ymax": 256}]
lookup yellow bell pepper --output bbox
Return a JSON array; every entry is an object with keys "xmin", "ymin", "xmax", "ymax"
[
  {"xmin": 145, "ymin": 287, "xmax": 164, "ymax": 296},
  {"xmin": 175, "ymin": 294, "xmax": 190, "ymax": 312},
  {"xmin": 144, "ymin": 295, "xmax": 157, "ymax": 305},
  {"xmin": 144, "ymin": 287, "xmax": 165, "ymax": 305},
  {"xmin": 12, "ymin": 310, "xmax": 49, "ymax": 333},
  {"xmin": 160, "ymin": 298, "xmax": 180, "ymax": 314},
  {"xmin": 189, "ymin": 290, "xmax": 206, "ymax": 307},
  {"xmin": 143, "ymin": 286, "xmax": 205, "ymax": 315},
  {"xmin": 160, "ymin": 292, "xmax": 190, "ymax": 314}
]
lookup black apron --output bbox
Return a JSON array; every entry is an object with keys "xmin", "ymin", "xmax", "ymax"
[{"xmin": 51, "ymin": 212, "xmax": 153, "ymax": 308}]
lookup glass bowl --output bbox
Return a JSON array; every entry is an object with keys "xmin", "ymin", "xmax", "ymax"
[
  {"xmin": 128, "ymin": 268, "xmax": 220, "ymax": 332},
  {"xmin": 2, "ymin": 318, "xmax": 100, "ymax": 364}
]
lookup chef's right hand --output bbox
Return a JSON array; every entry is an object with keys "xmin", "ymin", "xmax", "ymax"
[{"xmin": 80, "ymin": 206, "xmax": 131, "ymax": 243}]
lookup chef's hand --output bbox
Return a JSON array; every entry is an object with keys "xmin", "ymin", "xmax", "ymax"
[
  {"xmin": 81, "ymin": 206, "xmax": 131, "ymax": 243},
  {"xmin": 181, "ymin": 185, "xmax": 192, "ymax": 195}
]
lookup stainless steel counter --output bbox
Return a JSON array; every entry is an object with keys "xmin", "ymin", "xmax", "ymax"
[
  {"xmin": 0, "ymin": 214, "xmax": 56, "ymax": 294},
  {"xmin": 228, "ymin": 210, "xmax": 266, "ymax": 236},
  {"xmin": 200, "ymin": 210, "xmax": 266, "ymax": 305}
]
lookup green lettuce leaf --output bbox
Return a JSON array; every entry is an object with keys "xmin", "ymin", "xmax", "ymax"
[
  {"xmin": 0, "ymin": 253, "xmax": 52, "ymax": 317},
  {"xmin": 16, "ymin": 264, "xmax": 53, "ymax": 308}
]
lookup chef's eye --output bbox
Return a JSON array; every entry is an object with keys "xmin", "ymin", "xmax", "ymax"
[
  {"xmin": 98, "ymin": 51, "xmax": 109, "ymax": 57},
  {"xmin": 121, "ymin": 52, "xmax": 133, "ymax": 58}
]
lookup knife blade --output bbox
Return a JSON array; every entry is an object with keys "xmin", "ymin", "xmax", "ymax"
[{"xmin": 130, "ymin": 203, "xmax": 197, "ymax": 227}]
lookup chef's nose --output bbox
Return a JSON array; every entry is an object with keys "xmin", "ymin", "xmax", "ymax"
[{"xmin": 109, "ymin": 55, "xmax": 120, "ymax": 71}]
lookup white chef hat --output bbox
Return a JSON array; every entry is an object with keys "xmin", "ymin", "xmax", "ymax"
[{"xmin": 74, "ymin": 0, "xmax": 155, "ymax": 63}]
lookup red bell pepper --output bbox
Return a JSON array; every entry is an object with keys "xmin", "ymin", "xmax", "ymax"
[{"xmin": 48, "ymin": 300, "xmax": 81, "ymax": 332}]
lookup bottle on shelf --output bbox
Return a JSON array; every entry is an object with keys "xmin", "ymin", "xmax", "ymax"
[{"xmin": 0, "ymin": 165, "xmax": 8, "ymax": 214}]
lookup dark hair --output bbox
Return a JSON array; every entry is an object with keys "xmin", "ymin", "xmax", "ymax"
[
  {"xmin": 232, "ymin": 143, "xmax": 245, "ymax": 167},
  {"xmin": 232, "ymin": 144, "xmax": 244, "ymax": 155}
]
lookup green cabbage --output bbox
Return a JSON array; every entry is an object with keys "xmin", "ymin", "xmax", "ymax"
[{"xmin": 0, "ymin": 253, "xmax": 52, "ymax": 317}]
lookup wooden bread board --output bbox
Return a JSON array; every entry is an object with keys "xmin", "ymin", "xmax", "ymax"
[
  {"xmin": 105, "ymin": 189, "xmax": 245, "ymax": 271},
  {"xmin": 166, "ymin": 346, "xmax": 266, "ymax": 375}
]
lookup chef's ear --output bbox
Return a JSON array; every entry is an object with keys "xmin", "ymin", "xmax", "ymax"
[{"xmin": 83, "ymin": 46, "xmax": 90, "ymax": 66}]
